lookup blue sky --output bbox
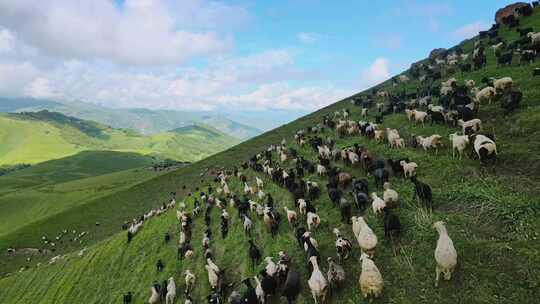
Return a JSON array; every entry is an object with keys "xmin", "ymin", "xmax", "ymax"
[{"xmin": 0, "ymin": 0, "xmax": 515, "ymax": 129}]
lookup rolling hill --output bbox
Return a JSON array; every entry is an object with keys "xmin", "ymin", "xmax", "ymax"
[
  {"xmin": 0, "ymin": 110, "xmax": 240, "ymax": 165},
  {"xmin": 0, "ymin": 97, "xmax": 262, "ymax": 139},
  {"xmin": 1, "ymin": 4, "xmax": 539, "ymax": 304}
]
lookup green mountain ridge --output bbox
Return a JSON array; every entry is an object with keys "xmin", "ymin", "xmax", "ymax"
[
  {"xmin": 0, "ymin": 111, "xmax": 240, "ymax": 165},
  {"xmin": 0, "ymin": 97, "xmax": 262, "ymax": 139}
]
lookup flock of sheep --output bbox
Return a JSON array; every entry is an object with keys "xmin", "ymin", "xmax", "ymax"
[{"xmin": 115, "ymin": 8, "xmax": 540, "ymax": 303}]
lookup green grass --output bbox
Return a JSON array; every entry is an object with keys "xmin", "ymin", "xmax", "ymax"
[
  {"xmin": 0, "ymin": 111, "xmax": 240, "ymax": 165},
  {"xmin": 1, "ymin": 7, "xmax": 540, "ymax": 304}
]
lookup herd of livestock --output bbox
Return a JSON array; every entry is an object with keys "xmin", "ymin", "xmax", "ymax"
[{"xmin": 115, "ymin": 5, "xmax": 540, "ymax": 304}]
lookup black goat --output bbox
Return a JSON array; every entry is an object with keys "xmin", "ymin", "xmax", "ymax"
[
  {"xmin": 281, "ymin": 268, "xmax": 301, "ymax": 304},
  {"xmin": 350, "ymin": 190, "xmax": 369, "ymax": 212},
  {"xmin": 383, "ymin": 208, "xmax": 401, "ymax": 240},
  {"xmin": 248, "ymin": 240, "xmax": 261, "ymax": 266},
  {"xmin": 411, "ymin": 176, "xmax": 433, "ymax": 209},
  {"xmin": 373, "ymin": 168, "xmax": 389, "ymax": 189}
]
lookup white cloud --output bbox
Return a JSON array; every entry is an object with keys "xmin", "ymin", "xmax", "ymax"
[
  {"xmin": 24, "ymin": 77, "xmax": 57, "ymax": 99},
  {"xmin": 216, "ymin": 83, "xmax": 351, "ymax": 111},
  {"xmin": 0, "ymin": 0, "xmax": 244, "ymax": 66},
  {"xmin": 297, "ymin": 32, "xmax": 320, "ymax": 44},
  {"xmin": 359, "ymin": 57, "xmax": 391, "ymax": 89},
  {"xmin": 451, "ymin": 21, "xmax": 490, "ymax": 40},
  {"xmin": 0, "ymin": 61, "xmax": 39, "ymax": 96}
]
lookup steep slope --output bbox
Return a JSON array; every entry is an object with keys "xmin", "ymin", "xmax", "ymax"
[
  {"xmin": 0, "ymin": 111, "xmax": 240, "ymax": 165},
  {"xmin": 1, "ymin": 98, "xmax": 262, "ymax": 139},
  {"xmin": 1, "ymin": 6, "xmax": 540, "ymax": 304}
]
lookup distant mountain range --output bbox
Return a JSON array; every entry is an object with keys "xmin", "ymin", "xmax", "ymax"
[
  {"xmin": 0, "ymin": 110, "xmax": 240, "ymax": 165},
  {"xmin": 0, "ymin": 97, "xmax": 262, "ymax": 139}
]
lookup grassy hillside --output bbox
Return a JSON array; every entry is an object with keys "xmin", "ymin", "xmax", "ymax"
[
  {"xmin": 1, "ymin": 6, "xmax": 540, "ymax": 304},
  {"xmin": 1, "ymin": 98, "xmax": 262, "ymax": 139},
  {"xmin": 0, "ymin": 111, "xmax": 240, "ymax": 165},
  {"xmin": 0, "ymin": 151, "xmax": 166, "ymax": 275}
]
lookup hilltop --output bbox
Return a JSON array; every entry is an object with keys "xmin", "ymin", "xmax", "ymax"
[
  {"xmin": 1, "ymin": 4, "xmax": 539, "ymax": 304},
  {"xmin": 0, "ymin": 110, "xmax": 240, "ymax": 165},
  {"xmin": 0, "ymin": 97, "xmax": 262, "ymax": 139}
]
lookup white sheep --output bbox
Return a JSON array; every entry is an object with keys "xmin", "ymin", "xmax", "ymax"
[
  {"xmin": 316, "ymin": 164, "xmax": 327, "ymax": 176},
  {"xmin": 256, "ymin": 177, "xmax": 264, "ymax": 189},
  {"xmin": 464, "ymin": 79, "xmax": 475, "ymax": 88},
  {"xmin": 298, "ymin": 199, "xmax": 307, "ymax": 215},
  {"xmin": 475, "ymin": 86, "xmax": 496, "ymax": 104},
  {"xmin": 383, "ymin": 182, "xmax": 399, "ymax": 206},
  {"xmin": 449, "ymin": 133, "xmax": 470, "ymax": 159},
  {"xmin": 148, "ymin": 286, "xmax": 160, "ymax": 304},
  {"xmin": 494, "ymin": 77, "xmax": 513, "ymax": 92},
  {"xmin": 165, "ymin": 277, "xmax": 176, "ymax": 304},
  {"xmin": 283, "ymin": 206, "xmax": 297, "ymax": 225},
  {"xmin": 412, "ymin": 110, "xmax": 428, "ymax": 127},
  {"xmin": 416, "ymin": 135, "xmax": 443, "ymax": 153},
  {"xmin": 307, "ymin": 212, "xmax": 320, "ymax": 231},
  {"xmin": 307, "ymin": 256, "xmax": 328, "ymax": 304},
  {"xmin": 206, "ymin": 258, "xmax": 220, "ymax": 289},
  {"xmin": 370, "ymin": 193, "xmax": 386, "ymax": 215},
  {"xmin": 361, "ymin": 108, "xmax": 368, "ymax": 117},
  {"xmin": 359, "ymin": 253, "xmax": 384, "ymax": 299},
  {"xmin": 400, "ymin": 160, "xmax": 418, "ymax": 178},
  {"xmin": 265, "ymin": 256, "xmax": 278, "ymax": 277},
  {"xmin": 354, "ymin": 216, "xmax": 377, "ymax": 257},
  {"xmin": 433, "ymin": 221, "xmax": 458, "ymax": 287},
  {"xmin": 185, "ymin": 270, "xmax": 195, "ymax": 296},
  {"xmin": 405, "ymin": 109, "xmax": 414, "ymax": 121},
  {"xmin": 243, "ymin": 216, "xmax": 253, "ymax": 235},
  {"xmin": 458, "ymin": 118, "xmax": 482, "ymax": 134},
  {"xmin": 528, "ymin": 32, "xmax": 540, "ymax": 46}
]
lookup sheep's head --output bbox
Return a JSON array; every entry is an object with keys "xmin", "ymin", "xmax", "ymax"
[{"xmin": 433, "ymin": 221, "xmax": 447, "ymax": 232}]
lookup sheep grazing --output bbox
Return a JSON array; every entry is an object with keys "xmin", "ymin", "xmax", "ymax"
[
  {"xmin": 184, "ymin": 270, "xmax": 195, "ymax": 297},
  {"xmin": 256, "ymin": 177, "xmax": 264, "ymax": 189},
  {"xmin": 370, "ymin": 192, "xmax": 386, "ymax": 215},
  {"xmin": 528, "ymin": 31, "xmax": 540, "ymax": 46},
  {"xmin": 416, "ymin": 135, "xmax": 443, "ymax": 153},
  {"xmin": 475, "ymin": 86, "xmax": 496, "ymax": 104},
  {"xmin": 383, "ymin": 182, "xmax": 399, "ymax": 208},
  {"xmin": 400, "ymin": 160, "xmax": 418, "ymax": 178},
  {"xmin": 473, "ymin": 134, "xmax": 498, "ymax": 164},
  {"xmin": 316, "ymin": 164, "xmax": 327, "ymax": 176},
  {"xmin": 307, "ymin": 212, "xmax": 321, "ymax": 231},
  {"xmin": 248, "ymin": 239, "xmax": 262, "ymax": 266},
  {"xmin": 383, "ymin": 208, "xmax": 401, "ymax": 239},
  {"xmin": 297, "ymin": 199, "xmax": 307, "ymax": 215},
  {"xmin": 358, "ymin": 253, "xmax": 384, "ymax": 300},
  {"xmin": 165, "ymin": 277, "xmax": 176, "ymax": 304},
  {"xmin": 283, "ymin": 207, "xmax": 298, "ymax": 226},
  {"xmin": 449, "ymin": 133, "xmax": 470, "ymax": 159},
  {"xmin": 374, "ymin": 130, "xmax": 385, "ymax": 143},
  {"xmin": 361, "ymin": 108, "xmax": 368, "ymax": 117},
  {"xmin": 353, "ymin": 216, "xmax": 377, "ymax": 257},
  {"xmin": 254, "ymin": 276, "xmax": 265, "ymax": 303},
  {"xmin": 333, "ymin": 228, "xmax": 352, "ymax": 262},
  {"xmin": 148, "ymin": 286, "xmax": 160, "ymax": 304},
  {"xmin": 412, "ymin": 110, "xmax": 428, "ymax": 127},
  {"xmin": 411, "ymin": 176, "xmax": 433, "ymax": 208},
  {"xmin": 494, "ymin": 77, "xmax": 513, "ymax": 92},
  {"xmin": 327, "ymin": 257, "xmax": 346, "ymax": 289},
  {"xmin": 206, "ymin": 258, "xmax": 221, "ymax": 289},
  {"xmin": 307, "ymin": 256, "xmax": 328, "ymax": 304},
  {"xmin": 281, "ymin": 267, "xmax": 301, "ymax": 304},
  {"xmin": 433, "ymin": 221, "xmax": 458, "ymax": 287},
  {"xmin": 464, "ymin": 79, "xmax": 475, "ymax": 88},
  {"xmin": 265, "ymin": 257, "xmax": 278, "ymax": 278},
  {"xmin": 243, "ymin": 215, "xmax": 253, "ymax": 235},
  {"xmin": 458, "ymin": 118, "xmax": 482, "ymax": 135}
]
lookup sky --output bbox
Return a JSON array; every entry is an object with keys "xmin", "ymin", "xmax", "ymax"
[{"xmin": 0, "ymin": 0, "xmax": 515, "ymax": 129}]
